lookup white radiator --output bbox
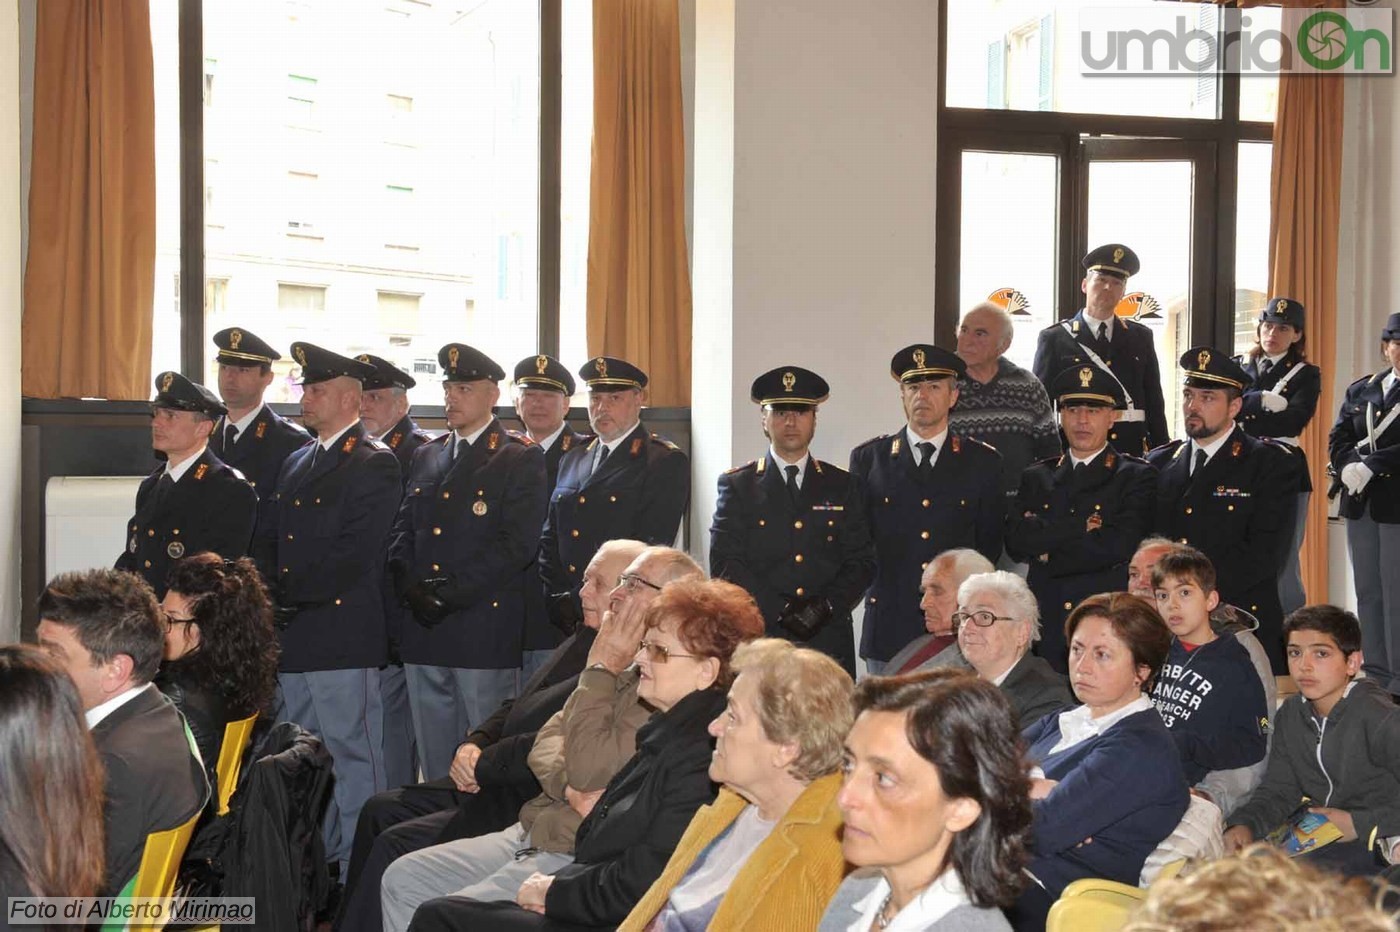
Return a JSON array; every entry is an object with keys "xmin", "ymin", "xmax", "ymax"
[{"xmin": 45, "ymin": 476, "xmax": 143, "ymax": 580}]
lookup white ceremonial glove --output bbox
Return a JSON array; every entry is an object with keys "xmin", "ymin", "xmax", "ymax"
[
  {"xmin": 1341, "ymin": 461, "xmax": 1374, "ymax": 495},
  {"xmin": 1260, "ymin": 391, "xmax": 1287, "ymax": 413}
]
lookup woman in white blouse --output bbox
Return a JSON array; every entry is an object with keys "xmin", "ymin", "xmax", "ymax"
[{"xmin": 819, "ymin": 669, "xmax": 1033, "ymax": 932}]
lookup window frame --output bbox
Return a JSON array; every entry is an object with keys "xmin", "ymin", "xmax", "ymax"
[
  {"xmin": 933, "ymin": 0, "xmax": 1273, "ymax": 352},
  {"xmin": 174, "ymin": 0, "xmax": 565, "ymax": 378}
]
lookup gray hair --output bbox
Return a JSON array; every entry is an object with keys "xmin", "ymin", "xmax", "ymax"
[
  {"xmin": 1133, "ymin": 536, "xmax": 1176, "ymax": 561},
  {"xmin": 924, "ymin": 548, "xmax": 996, "ymax": 589},
  {"xmin": 962, "ymin": 301, "xmax": 1015, "ymax": 352},
  {"xmin": 636, "ymin": 546, "xmax": 706, "ymax": 585},
  {"xmin": 592, "ymin": 539, "xmax": 648, "ymax": 572},
  {"xmin": 957, "ymin": 570, "xmax": 1041, "ymax": 643}
]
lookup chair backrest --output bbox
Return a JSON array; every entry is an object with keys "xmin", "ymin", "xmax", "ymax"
[
  {"xmin": 1139, "ymin": 794, "xmax": 1223, "ymax": 885},
  {"xmin": 1046, "ymin": 889, "xmax": 1133, "ymax": 932},
  {"xmin": 215, "ymin": 713, "xmax": 259, "ymax": 816},
  {"xmin": 102, "ymin": 810, "xmax": 203, "ymax": 931}
]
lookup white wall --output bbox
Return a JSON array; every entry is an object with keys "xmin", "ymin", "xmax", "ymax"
[
  {"xmin": 2, "ymin": 0, "xmax": 23, "ymax": 641},
  {"xmin": 691, "ymin": 0, "xmax": 940, "ymax": 566}
]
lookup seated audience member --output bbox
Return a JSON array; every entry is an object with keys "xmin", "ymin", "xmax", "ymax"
[
  {"xmin": 819, "ymin": 669, "xmax": 1032, "ymax": 931},
  {"xmin": 621, "ymin": 639, "xmax": 854, "ymax": 931},
  {"xmin": 1012, "ymin": 593, "xmax": 1187, "ymax": 931},
  {"xmin": 392, "ymin": 579, "xmax": 764, "ymax": 932},
  {"xmin": 884, "ymin": 549, "xmax": 994, "ymax": 675},
  {"xmin": 368, "ymin": 543, "xmax": 688, "ymax": 932},
  {"xmin": 953, "ymin": 571, "xmax": 1073, "ymax": 729},
  {"xmin": 0, "ymin": 645, "xmax": 106, "ymax": 901},
  {"xmin": 338, "ymin": 539, "xmax": 652, "ymax": 932},
  {"xmin": 36, "ymin": 569, "xmax": 208, "ymax": 895},
  {"xmin": 1126, "ymin": 537, "xmax": 1175, "ymax": 602},
  {"xmin": 1148, "ymin": 547, "xmax": 1269, "ymax": 797},
  {"xmin": 156, "ymin": 553, "xmax": 280, "ymax": 784},
  {"xmin": 1225, "ymin": 606, "xmax": 1400, "ymax": 876},
  {"xmin": 1122, "ymin": 844, "xmax": 1399, "ymax": 932}
]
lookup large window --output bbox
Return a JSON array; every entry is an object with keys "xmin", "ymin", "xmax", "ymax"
[{"xmin": 152, "ymin": 0, "xmax": 590, "ymax": 406}]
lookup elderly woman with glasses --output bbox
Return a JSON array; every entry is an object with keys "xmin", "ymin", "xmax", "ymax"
[
  {"xmin": 618, "ymin": 639, "xmax": 854, "ymax": 931},
  {"xmin": 952, "ymin": 571, "xmax": 1072, "ymax": 729},
  {"xmin": 155, "ymin": 552, "xmax": 279, "ymax": 784},
  {"xmin": 388, "ymin": 578, "xmax": 765, "ymax": 932}
]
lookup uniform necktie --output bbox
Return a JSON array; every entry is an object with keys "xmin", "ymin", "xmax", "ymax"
[
  {"xmin": 785, "ymin": 464, "xmax": 800, "ymax": 503},
  {"xmin": 1096, "ymin": 321, "xmax": 1108, "ymax": 344},
  {"xmin": 1191, "ymin": 448, "xmax": 1206, "ymax": 477},
  {"xmin": 917, "ymin": 442, "xmax": 936, "ymax": 481},
  {"xmin": 1384, "ymin": 379, "xmax": 1400, "ymax": 410},
  {"xmin": 592, "ymin": 443, "xmax": 610, "ymax": 476},
  {"xmin": 449, "ymin": 435, "xmax": 460, "ymax": 463},
  {"xmin": 224, "ymin": 422, "xmax": 239, "ymax": 451},
  {"xmin": 310, "ymin": 443, "xmax": 323, "ymax": 470},
  {"xmin": 1259, "ymin": 358, "xmax": 1273, "ymax": 377},
  {"xmin": 153, "ymin": 472, "xmax": 175, "ymax": 506}
]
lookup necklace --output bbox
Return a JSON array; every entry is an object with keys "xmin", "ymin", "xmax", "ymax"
[{"xmin": 875, "ymin": 891, "xmax": 896, "ymax": 929}]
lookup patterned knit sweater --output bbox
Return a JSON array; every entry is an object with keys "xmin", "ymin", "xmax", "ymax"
[{"xmin": 951, "ymin": 357, "xmax": 1061, "ymax": 497}]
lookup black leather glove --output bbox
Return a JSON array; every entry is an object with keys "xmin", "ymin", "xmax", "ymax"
[
  {"xmin": 548, "ymin": 590, "xmax": 584, "ymax": 635},
  {"xmin": 405, "ymin": 577, "xmax": 452, "ymax": 627},
  {"xmin": 778, "ymin": 595, "xmax": 833, "ymax": 641}
]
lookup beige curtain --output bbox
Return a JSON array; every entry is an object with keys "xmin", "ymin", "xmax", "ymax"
[
  {"xmin": 22, "ymin": 0, "xmax": 156, "ymax": 400},
  {"xmin": 1260, "ymin": 0, "xmax": 1344, "ymax": 606},
  {"xmin": 586, "ymin": 0, "xmax": 692, "ymax": 407}
]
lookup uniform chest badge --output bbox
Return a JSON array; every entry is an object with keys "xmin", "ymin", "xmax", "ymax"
[
  {"xmin": 473, "ymin": 500, "xmax": 488, "ymax": 516},
  {"xmin": 167, "ymin": 541, "xmax": 185, "ymax": 559}
]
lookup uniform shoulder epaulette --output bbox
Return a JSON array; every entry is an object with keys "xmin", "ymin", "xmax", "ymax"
[
  {"xmin": 851, "ymin": 434, "xmax": 890, "ymax": 453},
  {"xmin": 364, "ymin": 437, "xmax": 389, "ymax": 451},
  {"xmin": 725, "ymin": 459, "xmax": 757, "ymax": 475},
  {"xmin": 649, "ymin": 432, "xmax": 682, "ymax": 452},
  {"xmin": 505, "ymin": 429, "xmax": 534, "ymax": 446},
  {"xmin": 1148, "ymin": 439, "xmax": 1184, "ymax": 456},
  {"xmin": 1121, "ymin": 453, "xmax": 1150, "ymax": 465},
  {"xmin": 413, "ymin": 428, "xmax": 432, "ymax": 441},
  {"xmin": 429, "ymin": 431, "xmax": 452, "ymax": 446},
  {"xmin": 1031, "ymin": 454, "xmax": 1061, "ymax": 469},
  {"xmin": 812, "ymin": 458, "xmax": 845, "ymax": 476},
  {"xmin": 959, "ymin": 435, "xmax": 999, "ymax": 454},
  {"xmin": 1259, "ymin": 436, "xmax": 1297, "ymax": 454},
  {"xmin": 227, "ymin": 465, "xmax": 250, "ymax": 483},
  {"xmin": 1362, "ymin": 370, "xmax": 1388, "ymax": 387}
]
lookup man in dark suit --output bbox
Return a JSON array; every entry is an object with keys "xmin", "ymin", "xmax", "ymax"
[
  {"xmin": 36, "ymin": 569, "xmax": 207, "ymax": 895},
  {"xmin": 116, "ymin": 371, "xmax": 257, "ymax": 596},
  {"xmin": 252, "ymin": 343, "xmax": 403, "ymax": 871},
  {"xmin": 357, "ymin": 354, "xmax": 433, "ymax": 790},
  {"xmin": 511, "ymin": 354, "xmax": 592, "ymax": 676},
  {"xmin": 710, "ymin": 366, "xmax": 875, "ymax": 677},
  {"xmin": 1031, "ymin": 244, "xmax": 1169, "ymax": 456},
  {"xmin": 389, "ymin": 343, "xmax": 548, "ymax": 782},
  {"xmin": 207, "ymin": 327, "xmax": 311, "ymax": 525},
  {"xmin": 1149, "ymin": 347, "xmax": 1296, "ymax": 672},
  {"xmin": 538, "ymin": 356, "xmax": 690, "ymax": 629},
  {"xmin": 335, "ymin": 539, "xmax": 648, "ymax": 932},
  {"xmin": 1005, "ymin": 365, "xmax": 1158, "ymax": 671},
  {"xmin": 849, "ymin": 344, "xmax": 1004, "ymax": 674}
]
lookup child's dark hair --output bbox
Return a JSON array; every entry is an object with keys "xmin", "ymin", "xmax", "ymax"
[
  {"xmin": 1284, "ymin": 605, "xmax": 1362, "ymax": 656},
  {"xmin": 1150, "ymin": 545, "xmax": 1216, "ymax": 595}
]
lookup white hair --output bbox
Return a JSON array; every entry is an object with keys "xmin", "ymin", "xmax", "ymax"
[
  {"xmin": 962, "ymin": 301, "xmax": 1015, "ymax": 352},
  {"xmin": 923, "ymin": 548, "xmax": 996, "ymax": 589},
  {"xmin": 957, "ymin": 570, "xmax": 1041, "ymax": 643}
]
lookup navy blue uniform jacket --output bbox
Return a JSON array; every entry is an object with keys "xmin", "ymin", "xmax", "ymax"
[
  {"xmin": 849, "ymin": 429, "xmax": 1004, "ymax": 662},
  {"xmin": 539, "ymin": 423, "xmax": 689, "ymax": 598},
  {"xmin": 209, "ymin": 404, "xmax": 310, "ymax": 530},
  {"xmin": 1330, "ymin": 370, "xmax": 1400, "ymax": 524},
  {"xmin": 710, "ymin": 453, "xmax": 876, "ymax": 673},
  {"xmin": 1032, "ymin": 312, "xmax": 1169, "ymax": 456},
  {"xmin": 523, "ymin": 424, "xmax": 592, "ymax": 652},
  {"xmin": 390, "ymin": 419, "xmax": 548, "ymax": 669},
  {"xmin": 116, "ymin": 447, "xmax": 257, "ymax": 596},
  {"xmin": 255, "ymin": 422, "xmax": 402, "ymax": 672},
  {"xmin": 1237, "ymin": 353, "xmax": 1320, "ymax": 493}
]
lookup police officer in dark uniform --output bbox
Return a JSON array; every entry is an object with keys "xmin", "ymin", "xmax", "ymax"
[
  {"xmin": 117, "ymin": 371, "xmax": 258, "ymax": 597},
  {"xmin": 1031, "ymin": 244, "xmax": 1169, "ymax": 456},
  {"xmin": 389, "ymin": 343, "xmax": 548, "ymax": 781},
  {"xmin": 356, "ymin": 354, "xmax": 433, "ymax": 789},
  {"xmin": 1148, "ymin": 347, "xmax": 1296, "ymax": 672},
  {"xmin": 512, "ymin": 354, "xmax": 592, "ymax": 677},
  {"xmin": 1234, "ymin": 298, "xmax": 1321, "ymax": 618},
  {"xmin": 252, "ymin": 343, "xmax": 403, "ymax": 870},
  {"xmin": 710, "ymin": 367, "xmax": 876, "ymax": 677},
  {"xmin": 1329, "ymin": 312, "xmax": 1400, "ymax": 697},
  {"xmin": 207, "ymin": 327, "xmax": 311, "ymax": 522},
  {"xmin": 538, "ymin": 356, "xmax": 690, "ymax": 628},
  {"xmin": 849, "ymin": 345, "xmax": 1004, "ymax": 674},
  {"xmin": 1005, "ymin": 366, "xmax": 1158, "ymax": 672}
]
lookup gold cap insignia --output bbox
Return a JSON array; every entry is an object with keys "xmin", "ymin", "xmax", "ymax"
[
  {"xmin": 1113, "ymin": 247, "xmax": 1125, "ymax": 264},
  {"xmin": 912, "ymin": 348, "xmax": 926, "ymax": 368},
  {"xmin": 596, "ymin": 357, "xmax": 608, "ymax": 378},
  {"xmin": 1078, "ymin": 367, "xmax": 1093, "ymax": 388},
  {"xmin": 357, "ymin": 354, "xmax": 371, "ymax": 364},
  {"xmin": 294, "ymin": 346, "xmax": 307, "ymax": 366},
  {"xmin": 160, "ymin": 372, "xmax": 175, "ymax": 392},
  {"xmin": 1277, "ymin": 299, "xmax": 1288, "ymax": 312},
  {"xmin": 782, "ymin": 371, "xmax": 796, "ymax": 393},
  {"xmin": 448, "ymin": 346, "xmax": 460, "ymax": 370},
  {"xmin": 1197, "ymin": 349, "xmax": 1211, "ymax": 372},
  {"xmin": 536, "ymin": 355, "xmax": 549, "ymax": 375},
  {"xmin": 229, "ymin": 329, "xmax": 243, "ymax": 350}
]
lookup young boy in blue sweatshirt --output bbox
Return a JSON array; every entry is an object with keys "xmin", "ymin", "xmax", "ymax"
[
  {"xmin": 1149, "ymin": 547, "xmax": 1269, "ymax": 787},
  {"xmin": 1225, "ymin": 606, "xmax": 1400, "ymax": 876}
]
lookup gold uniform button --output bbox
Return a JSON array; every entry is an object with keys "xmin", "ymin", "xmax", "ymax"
[
  {"xmin": 315, "ymin": 498, "xmax": 321, "ymax": 504},
  {"xmin": 413, "ymin": 487, "xmax": 422, "ymax": 494},
  {"xmin": 144, "ymin": 560, "xmax": 152, "ymax": 568},
  {"xmin": 478, "ymin": 489, "xmax": 485, "ymax": 496},
  {"xmin": 920, "ymin": 531, "xmax": 930, "ymax": 540},
  {"xmin": 1227, "ymin": 504, "xmax": 1235, "ymax": 511},
  {"xmin": 571, "ymin": 529, "xmax": 580, "ymax": 538},
  {"xmin": 960, "ymin": 499, "xmax": 967, "ymax": 506},
  {"xmin": 758, "ymin": 519, "xmax": 766, "ymax": 527},
  {"xmin": 492, "ymin": 601, "xmax": 499, "ymax": 608},
  {"xmin": 431, "ymin": 563, "xmax": 440, "ymax": 572},
  {"xmin": 1064, "ymin": 601, "xmax": 1073, "ymax": 610},
  {"xmin": 828, "ymin": 520, "xmax": 835, "ymax": 527},
  {"xmin": 281, "ymin": 567, "xmax": 290, "ymax": 574},
  {"xmin": 827, "ymin": 535, "xmax": 834, "ymax": 542},
  {"xmin": 432, "ymin": 527, "xmax": 442, "ymax": 536},
  {"xmin": 794, "ymin": 554, "xmax": 804, "ymax": 564},
  {"xmin": 884, "ymin": 497, "xmax": 890, "ymax": 504},
  {"xmin": 796, "ymin": 587, "xmax": 805, "ymax": 596},
  {"xmin": 921, "ymin": 562, "xmax": 928, "ymax": 570},
  {"xmin": 1110, "ymin": 432, "xmax": 1119, "ymax": 440},
  {"xmin": 869, "ymin": 596, "xmax": 878, "ymax": 604},
  {"xmin": 579, "ymin": 495, "xmax": 587, "ymax": 504},
  {"xmin": 147, "ymin": 529, "xmax": 155, "ymax": 537},
  {"xmin": 334, "ymin": 599, "xmax": 342, "ymax": 606},
  {"xmin": 294, "ymin": 499, "xmax": 302, "ymax": 507},
  {"xmin": 172, "ymin": 528, "xmax": 180, "ymax": 535},
  {"xmin": 568, "ymin": 564, "xmax": 577, "ymax": 573},
  {"xmin": 610, "ymin": 495, "xmax": 617, "ymax": 502},
  {"xmin": 922, "ymin": 499, "xmax": 930, "ymax": 507},
  {"xmin": 442, "ymin": 492, "xmax": 450, "ymax": 500},
  {"xmin": 1185, "ymin": 507, "xmax": 1193, "ymax": 515},
  {"xmin": 794, "ymin": 520, "xmax": 803, "ymax": 529},
  {"xmin": 286, "ymin": 534, "xmax": 294, "ymax": 541}
]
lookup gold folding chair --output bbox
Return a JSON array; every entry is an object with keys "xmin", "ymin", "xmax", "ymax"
[
  {"xmin": 214, "ymin": 713, "xmax": 258, "ymax": 816},
  {"xmin": 101, "ymin": 810, "xmax": 202, "ymax": 931}
]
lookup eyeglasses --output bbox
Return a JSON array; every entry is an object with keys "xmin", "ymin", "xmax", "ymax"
[
  {"xmin": 163, "ymin": 610, "xmax": 197, "ymax": 627},
  {"xmin": 638, "ymin": 639, "xmax": 696, "ymax": 664},
  {"xmin": 951, "ymin": 610, "xmax": 1016, "ymax": 629},
  {"xmin": 617, "ymin": 573, "xmax": 663, "ymax": 594}
]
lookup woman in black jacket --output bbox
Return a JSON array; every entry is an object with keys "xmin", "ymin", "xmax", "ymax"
[
  {"xmin": 156, "ymin": 553, "xmax": 279, "ymax": 784},
  {"xmin": 403, "ymin": 578, "xmax": 765, "ymax": 932}
]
